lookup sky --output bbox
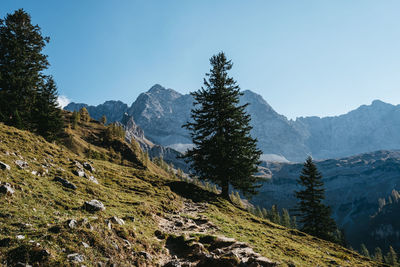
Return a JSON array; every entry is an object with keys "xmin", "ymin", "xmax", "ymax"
[{"xmin": 2, "ymin": 1, "xmax": 400, "ymax": 119}]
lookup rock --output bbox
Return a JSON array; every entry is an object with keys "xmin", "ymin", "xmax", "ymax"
[
  {"xmin": 73, "ymin": 169, "xmax": 85, "ymax": 177},
  {"xmin": 247, "ymin": 256, "xmax": 278, "ymax": 267},
  {"xmin": 15, "ymin": 160, "xmax": 28, "ymax": 169},
  {"xmin": 67, "ymin": 253, "xmax": 85, "ymax": 262},
  {"xmin": 83, "ymin": 162, "xmax": 95, "ymax": 172},
  {"xmin": 73, "ymin": 160, "xmax": 83, "ymax": 169},
  {"xmin": 66, "ymin": 219, "xmax": 78, "ymax": 229},
  {"xmin": 84, "ymin": 173, "xmax": 99, "ymax": 184},
  {"xmin": 83, "ymin": 199, "xmax": 105, "ymax": 212},
  {"xmin": 0, "ymin": 161, "xmax": 10, "ymax": 170},
  {"xmin": 0, "ymin": 183, "xmax": 14, "ymax": 196},
  {"xmin": 123, "ymin": 239, "xmax": 131, "ymax": 248},
  {"xmin": 53, "ymin": 177, "xmax": 77, "ymax": 190},
  {"xmin": 16, "ymin": 235, "xmax": 25, "ymax": 240},
  {"xmin": 190, "ymin": 242, "xmax": 206, "ymax": 256},
  {"xmin": 110, "ymin": 216, "xmax": 125, "ymax": 225}
]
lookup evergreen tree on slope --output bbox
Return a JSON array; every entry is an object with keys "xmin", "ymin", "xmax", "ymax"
[
  {"xmin": 294, "ymin": 156, "xmax": 337, "ymax": 242},
  {"xmin": 183, "ymin": 52, "xmax": 262, "ymax": 199},
  {"xmin": 0, "ymin": 9, "xmax": 63, "ymax": 140}
]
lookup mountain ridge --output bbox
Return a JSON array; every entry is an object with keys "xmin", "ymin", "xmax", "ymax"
[{"xmin": 64, "ymin": 84, "xmax": 400, "ymax": 162}]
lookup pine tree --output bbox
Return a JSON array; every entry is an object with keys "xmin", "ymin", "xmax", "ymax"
[
  {"xmin": 183, "ymin": 52, "xmax": 262, "ymax": 199},
  {"xmin": 34, "ymin": 76, "xmax": 64, "ymax": 141},
  {"xmin": 269, "ymin": 205, "xmax": 281, "ymax": 224},
  {"xmin": 281, "ymin": 208, "xmax": 291, "ymax": 228},
  {"xmin": 384, "ymin": 246, "xmax": 398, "ymax": 266},
  {"xmin": 72, "ymin": 111, "xmax": 80, "ymax": 129},
  {"xmin": 290, "ymin": 216, "xmax": 298, "ymax": 229},
  {"xmin": 100, "ymin": 115, "xmax": 107, "ymax": 125},
  {"xmin": 360, "ymin": 244, "xmax": 370, "ymax": 258},
  {"xmin": 0, "ymin": 9, "xmax": 63, "ymax": 139},
  {"xmin": 294, "ymin": 156, "xmax": 338, "ymax": 242},
  {"xmin": 79, "ymin": 107, "xmax": 90, "ymax": 122},
  {"xmin": 373, "ymin": 247, "xmax": 383, "ymax": 263}
]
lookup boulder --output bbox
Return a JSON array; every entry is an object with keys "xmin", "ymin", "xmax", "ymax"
[
  {"xmin": 67, "ymin": 253, "xmax": 85, "ymax": 262},
  {"xmin": 66, "ymin": 219, "xmax": 77, "ymax": 229},
  {"xmin": 0, "ymin": 183, "xmax": 14, "ymax": 196},
  {"xmin": 83, "ymin": 162, "xmax": 95, "ymax": 172},
  {"xmin": 16, "ymin": 235, "xmax": 25, "ymax": 240},
  {"xmin": 73, "ymin": 169, "xmax": 85, "ymax": 177},
  {"xmin": 84, "ymin": 173, "xmax": 99, "ymax": 184},
  {"xmin": 110, "ymin": 216, "xmax": 125, "ymax": 225},
  {"xmin": 15, "ymin": 160, "xmax": 28, "ymax": 169},
  {"xmin": 83, "ymin": 200, "xmax": 105, "ymax": 212},
  {"xmin": 0, "ymin": 161, "xmax": 10, "ymax": 170},
  {"xmin": 53, "ymin": 177, "xmax": 77, "ymax": 190}
]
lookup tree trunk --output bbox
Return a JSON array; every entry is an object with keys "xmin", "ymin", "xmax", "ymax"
[{"xmin": 221, "ymin": 181, "xmax": 229, "ymax": 200}]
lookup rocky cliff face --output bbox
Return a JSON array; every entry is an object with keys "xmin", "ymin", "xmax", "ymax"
[
  {"xmin": 251, "ymin": 150, "xmax": 400, "ymax": 249},
  {"xmin": 119, "ymin": 112, "xmax": 189, "ymax": 172},
  {"xmin": 296, "ymin": 100, "xmax": 400, "ymax": 160},
  {"xmin": 65, "ymin": 84, "xmax": 400, "ymax": 162},
  {"xmin": 127, "ymin": 84, "xmax": 193, "ymax": 146}
]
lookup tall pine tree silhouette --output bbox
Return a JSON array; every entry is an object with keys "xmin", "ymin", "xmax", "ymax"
[
  {"xmin": 183, "ymin": 52, "xmax": 262, "ymax": 199},
  {"xmin": 0, "ymin": 9, "xmax": 63, "ymax": 140},
  {"xmin": 294, "ymin": 156, "xmax": 337, "ymax": 241}
]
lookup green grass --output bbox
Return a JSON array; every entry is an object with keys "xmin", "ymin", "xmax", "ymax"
[{"xmin": 0, "ymin": 120, "xmax": 383, "ymax": 266}]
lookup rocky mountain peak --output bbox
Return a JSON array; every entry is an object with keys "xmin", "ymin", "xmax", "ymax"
[{"xmin": 120, "ymin": 113, "xmax": 145, "ymax": 141}]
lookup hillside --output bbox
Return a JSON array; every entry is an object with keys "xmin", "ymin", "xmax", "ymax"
[
  {"xmin": 65, "ymin": 84, "xmax": 400, "ymax": 162},
  {"xmin": 0, "ymin": 116, "xmax": 378, "ymax": 266}
]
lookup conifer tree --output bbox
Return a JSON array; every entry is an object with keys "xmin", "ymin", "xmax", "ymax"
[
  {"xmin": 34, "ymin": 76, "xmax": 64, "ymax": 141},
  {"xmin": 101, "ymin": 115, "xmax": 107, "ymax": 125},
  {"xmin": 72, "ymin": 111, "xmax": 80, "ymax": 129},
  {"xmin": 281, "ymin": 208, "xmax": 291, "ymax": 228},
  {"xmin": 269, "ymin": 204, "xmax": 281, "ymax": 224},
  {"xmin": 374, "ymin": 247, "xmax": 383, "ymax": 263},
  {"xmin": 384, "ymin": 246, "xmax": 398, "ymax": 266},
  {"xmin": 360, "ymin": 244, "xmax": 370, "ymax": 258},
  {"xmin": 79, "ymin": 107, "xmax": 90, "ymax": 122},
  {"xmin": 294, "ymin": 156, "xmax": 338, "ymax": 242},
  {"xmin": 290, "ymin": 216, "xmax": 298, "ymax": 229},
  {"xmin": 0, "ymin": 9, "xmax": 63, "ymax": 139},
  {"xmin": 183, "ymin": 52, "xmax": 262, "ymax": 199}
]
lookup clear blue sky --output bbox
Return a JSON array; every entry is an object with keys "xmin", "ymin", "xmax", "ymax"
[{"xmin": 2, "ymin": 1, "xmax": 400, "ymax": 119}]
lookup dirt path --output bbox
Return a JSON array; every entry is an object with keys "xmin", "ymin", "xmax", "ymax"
[{"xmin": 157, "ymin": 199, "xmax": 278, "ymax": 267}]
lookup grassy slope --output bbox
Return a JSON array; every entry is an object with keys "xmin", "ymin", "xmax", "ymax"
[{"xmin": 0, "ymin": 119, "xmax": 381, "ymax": 266}]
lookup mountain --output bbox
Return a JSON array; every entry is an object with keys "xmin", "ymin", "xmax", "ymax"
[
  {"xmin": 296, "ymin": 100, "xmax": 400, "ymax": 159},
  {"xmin": 65, "ymin": 84, "xmax": 400, "ymax": 162},
  {"xmin": 251, "ymin": 150, "xmax": 400, "ymax": 251},
  {"xmin": 65, "ymin": 100, "xmax": 128, "ymax": 123},
  {"xmin": 0, "ymin": 117, "xmax": 374, "ymax": 266},
  {"xmin": 127, "ymin": 84, "xmax": 193, "ymax": 147}
]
